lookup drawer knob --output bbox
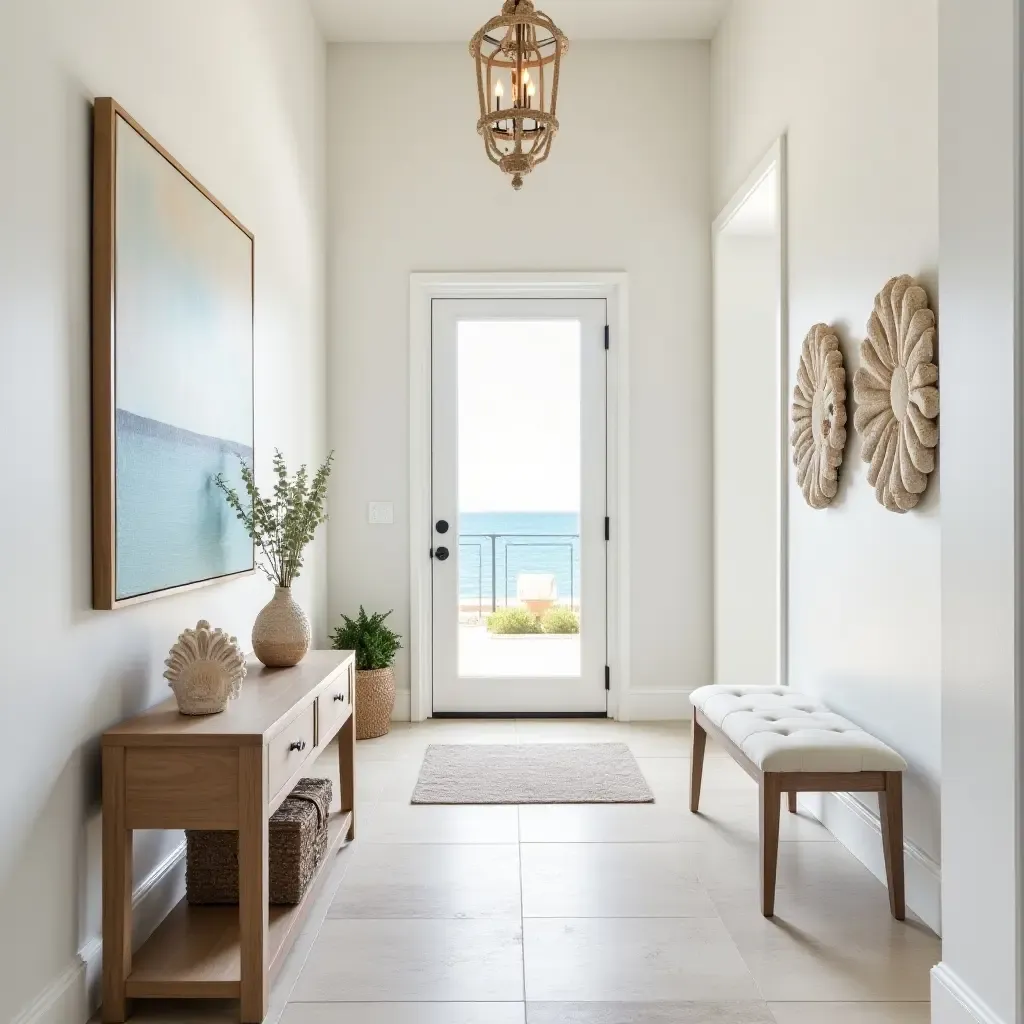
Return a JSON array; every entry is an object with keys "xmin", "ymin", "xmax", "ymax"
[
  {"xmin": 334, "ymin": 693, "xmax": 344, "ymax": 702},
  {"xmin": 289, "ymin": 739, "xmax": 307, "ymax": 753}
]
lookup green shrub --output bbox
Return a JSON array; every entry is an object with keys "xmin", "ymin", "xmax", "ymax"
[
  {"xmin": 541, "ymin": 607, "xmax": 580, "ymax": 634},
  {"xmin": 330, "ymin": 606, "xmax": 402, "ymax": 669},
  {"xmin": 487, "ymin": 607, "xmax": 542, "ymax": 634}
]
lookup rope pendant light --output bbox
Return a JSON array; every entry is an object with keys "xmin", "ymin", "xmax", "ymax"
[{"xmin": 470, "ymin": 0, "xmax": 568, "ymax": 190}]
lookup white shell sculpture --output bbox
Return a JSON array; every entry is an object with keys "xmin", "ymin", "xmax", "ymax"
[
  {"xmin": 791, "ymin": 323, "xmax": 847, "ymax": 509},
  {"xmin": 164, "ymin": 620, "xmax": 247, "ymax": 715},
  {"xmin": 853, "ymin": 275, "xmax": 939, "ymax": 513}
]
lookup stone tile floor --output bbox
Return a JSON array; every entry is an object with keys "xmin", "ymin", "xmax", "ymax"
[{"xmin": 120, "ymin": 719, "xmax": 939, "ymax": 1024}]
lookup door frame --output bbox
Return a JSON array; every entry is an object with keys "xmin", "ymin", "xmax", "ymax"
[
  {"xmin": 409, "ymin": 272, "xmax": 630, "ymax": 722},
  {"xmin": 711, "ymin": 136, "xmax": 789, "ymax": 688}
]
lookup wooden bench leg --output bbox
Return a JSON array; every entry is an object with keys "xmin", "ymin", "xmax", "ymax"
[
  {"xmin": 878, "ymin": 771, "xmax": 906, "ymax": 921},
  {"xmin": 689, "ymin": 715, "xmax": 707, "ymax": 813},
  {"xmin": 788, "ymin": 791, "xmax": 797, "ymax": 814},
  {"xmin": 760, "ymin": 773, "xmax": 782, "ymax": 917}
]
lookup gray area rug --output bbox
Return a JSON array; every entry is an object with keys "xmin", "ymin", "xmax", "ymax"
[{"xmin": 411, "ymin": 743, "xmax": 655, "ymax": 805}]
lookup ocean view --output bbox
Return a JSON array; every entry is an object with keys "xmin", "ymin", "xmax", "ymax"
[
  {"xmin": 115, "ymin": 409, "xmax": 253, "ymax": 599},
  {"xmin": 457, "ymin": 510, "xmax": 581, "ymax": 607}
]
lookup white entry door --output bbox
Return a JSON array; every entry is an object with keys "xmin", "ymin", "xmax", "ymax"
[{"xmin": 431, "ymin": 298, "xmax": 608, "ymax": 714}]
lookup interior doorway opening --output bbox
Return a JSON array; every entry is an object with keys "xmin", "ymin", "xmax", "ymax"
[{"xmin": 712, "ymin": 139, "xmax": 788, "ymax": 688}]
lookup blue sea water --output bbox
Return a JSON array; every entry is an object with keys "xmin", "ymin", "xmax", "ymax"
[
  {"xmin": 457, "ymin": 511, "xmax": 580, "ymax": 607},
  {"xmin": 115, "ymin": 409, "xmax": 254, "ymax": 599}
]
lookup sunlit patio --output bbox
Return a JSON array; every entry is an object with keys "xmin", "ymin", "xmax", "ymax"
[{"xmin": 458, "ymin": 621, "xmax": 581, "ymax": 677}]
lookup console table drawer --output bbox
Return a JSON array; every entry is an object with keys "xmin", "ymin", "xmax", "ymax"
[
  {"xmin": 268, "ymin": 704, "xmax": 315, "ymax": 798},
  {"xmin": 318, "ymin": 664, "xmax": 353, "ymax": 740}
]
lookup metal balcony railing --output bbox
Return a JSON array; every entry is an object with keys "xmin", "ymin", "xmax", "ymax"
[{"xmin": 458, "ymin": 532, "xmax": 579, "ymax": 615}]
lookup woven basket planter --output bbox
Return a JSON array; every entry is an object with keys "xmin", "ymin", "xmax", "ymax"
[
  {"xmin": 186, "ymin": 777, "xmax": 332, "ymax": 906},
  {"xmin": 356, "ymin": 667, "xmax": 395, "ymax": 739}
]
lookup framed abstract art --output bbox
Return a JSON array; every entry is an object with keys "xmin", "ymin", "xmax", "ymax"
[{"xmin": 91, "ymin": 98, "xmax": 254, "ymax": 609}]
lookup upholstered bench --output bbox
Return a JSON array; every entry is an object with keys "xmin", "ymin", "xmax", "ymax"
[{"xmin": 689, "ymin": 684, "xmax": 908, "ymax": 920}]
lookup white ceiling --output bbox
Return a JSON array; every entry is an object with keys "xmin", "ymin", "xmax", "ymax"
[{"xmin": 309, "ymin": 0, "xmax": 731, "ymax": 43}]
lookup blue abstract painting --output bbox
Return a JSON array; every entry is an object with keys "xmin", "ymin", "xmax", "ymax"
[{"xmin": 112, "ymin": 116, "xmax": 253, "ymax": 601}]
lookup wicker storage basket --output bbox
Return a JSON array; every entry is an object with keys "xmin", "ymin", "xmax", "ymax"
[
  {"xmin": 356, "ymin": 667, "xmax": 396, "ymax": 739},
  {"xmin": 186, "ymin": 777, "xmax": 332, "ymax": 906}
]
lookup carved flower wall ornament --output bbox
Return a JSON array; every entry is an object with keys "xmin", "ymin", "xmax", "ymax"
[
  {"xmin": 853, "ymin": 275, "xmax": 939, "ymax": 513},
  {"xmin": 791, "ymin": 323, "xmax": 847, "ymax": 509}
]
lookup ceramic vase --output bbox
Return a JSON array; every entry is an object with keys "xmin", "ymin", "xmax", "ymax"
[
  {"xmin": 252, "ymin": 586, "xmax": 311, "ymax": 668},
  {"xmin": 355, "ymin": 667, "xmax": 396, "ymax": 739}
]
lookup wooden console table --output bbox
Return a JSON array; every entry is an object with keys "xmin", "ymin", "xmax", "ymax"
[{"xmin": 102, "ymin": 650, "xmax": 357, "ymax": 1023}]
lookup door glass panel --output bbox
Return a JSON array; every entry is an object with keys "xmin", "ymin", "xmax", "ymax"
[{"xmin": 457, "ymin": 320, "xmax": 582, "ymax": 678}]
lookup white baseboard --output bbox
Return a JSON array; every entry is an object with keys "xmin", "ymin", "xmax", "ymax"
[
  {"xmin": 931, "ymin": 962, "xmax": 1008, "ymax": 1024},
  {"xmin": 8, "ymin": 959, "xmax": 90, "ymax": 1024},
  {"xmin": 395, "ymin": 688, "xmax": 691, "ymax": 722},
  {"xmin": 12, "ymin": 840, "xmax": 187, "ymax": 1024},
  {"xmin": 799, "ymin": 791, "xmax": 941, "ymax": 934},
  {"xmin": 620, "ymin": 687, "xmax": 692, "ymax": 721},
  {"xmin": 392, "ymin": 689, "xmax": 411, "ymax": 721}
]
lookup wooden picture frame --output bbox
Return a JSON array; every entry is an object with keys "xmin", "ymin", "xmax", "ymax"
[{"xmin": 92, "ymin": 98, "xmax": 255, "ymax": 609}]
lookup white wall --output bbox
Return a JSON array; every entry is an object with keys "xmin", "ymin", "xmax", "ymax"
[
  {"xmin": 713, "ymin": 226, "xmax": 780, "ymax": 685},
  {"xmin": 326, "ymin": 42, "xmax": 712, "ymax": 719},
  {"xmin": 932, "ymin": 2, "xmax": 1021, "ymax": 1020},
  {"xmin": 711, "ymin": 0, "xmax": 942, "ymax": 930},
  {"xmin": 0, "ymin": 3, "xmax": 327, "ymax": 1021}
]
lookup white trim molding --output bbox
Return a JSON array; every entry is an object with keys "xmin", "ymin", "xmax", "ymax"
[
  {"xmin": 408, "ymin": 272, "xmax": 631, "ymax": 721},
  {"xmin": 931, "ymin": 962, "xmax": 1009, "ymax": 1024},
  {"xmin": 621, "ymin": 687, "xmax": 694, "ymax": 722},
  {"xmin": 392, "ymin": 688, "xmax": 411, "ymax": 722},
  {"xmin": 711, "ymin": 136, "xmax": 790, "ymax": 688},
  {"xmin": 8, "ymin": 959, "xmax": 88, "ymax": 1024},
  {"xmin": 799, "ymin": 791, "xmax": 941, "ymax": 935},
  {"xmin": 11, "ymin": 841, "xmax": 186, "ymax": 1024}
]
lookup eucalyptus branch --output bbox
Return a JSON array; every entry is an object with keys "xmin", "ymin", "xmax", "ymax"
[
  {"xmin": 249, "ymin": 481, "xmax": 282, "ymax": 583},
  {"xmin": 284, "ymin": 454, "xmax": 333, "ymax": 586},
  {"xmin": 214, "ymin": 449, "xmax": 334, "ymax": 588}
]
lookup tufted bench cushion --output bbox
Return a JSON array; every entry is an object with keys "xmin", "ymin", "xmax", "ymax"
[{"xmin": 689, "ymin": 684, "xmax": 907, "ymax": 773}]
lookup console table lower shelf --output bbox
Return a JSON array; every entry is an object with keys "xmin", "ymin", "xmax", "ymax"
[
  {"xmin": 102, "ymin": 650, "xmax": 357, "ymax": 1023},
  {"xmin": 127, "ymin": 807, "xmax": 352, "ymax": 1000}
]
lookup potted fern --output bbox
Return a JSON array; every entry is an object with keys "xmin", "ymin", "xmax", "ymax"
[
  {"xmin": 330, "ymin": 607, "xmax": 402, "ymax": 739},
  {"xmin": 215, "ymin": 450, "xmax": 333, "ymax": 668}
]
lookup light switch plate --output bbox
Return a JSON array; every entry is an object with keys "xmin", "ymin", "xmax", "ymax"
[{"xmin": 368, "ymin": 501, "xmax": 394, "ymax": 525}]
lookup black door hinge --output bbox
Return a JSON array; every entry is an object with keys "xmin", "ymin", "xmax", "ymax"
[
  {"xmin": 604, "ymin": 324, "xmax": 610, "ymax": 350},
  {"xmin": 604, "ymin": 516, "xmax": 610, "ymax": 541},
  {"xmin": 429, "ymin": 548, "xmax": 434, "ymax": 558},
  {"xmin": 605, "ymin": 665, "xmax": 611, "ymax": 691}
]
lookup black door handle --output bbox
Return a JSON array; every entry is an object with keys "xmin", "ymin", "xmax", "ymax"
[
  {"xmin": 435, "ymin": 519, "xmax": 449, "ymax": 534},
  {"xmin": 435, "ymin": 546, "xmax": 450, "ymax": 561}
]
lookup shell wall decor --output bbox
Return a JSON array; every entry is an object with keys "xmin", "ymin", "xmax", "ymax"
[
  {"xmin": 164, "ymin": 619, "xmax": 247, "ymax": 715},
  {"xmin": 853, "ymin": 275, "xmax": 939, "ymax": 512},
  {"xmin": 791, "ymin": 323, "xmax": 848, "ymax": 509}
]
